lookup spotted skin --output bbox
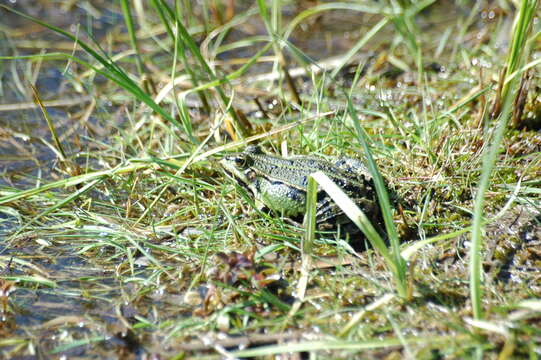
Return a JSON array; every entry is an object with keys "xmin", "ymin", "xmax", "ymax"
[{"xmin": 220, "ymin": 145, "xmax": 381, "ymax": 230}]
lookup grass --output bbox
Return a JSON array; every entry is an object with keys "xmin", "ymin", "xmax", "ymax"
[
  {"xmin": 0, "ymin": 1, "xmax": 540, "ymax": 359},
  {"xmin": 469, "ymin": 0, "xmax": 538, "ymax": 322}
]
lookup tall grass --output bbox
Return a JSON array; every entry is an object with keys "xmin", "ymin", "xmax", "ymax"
[
  {"xmin": 150, "ymin": 0, "xmax": 246, "ymax": 137},
  {"xmin": 469, "ymin": 0, "xmax": 538, "ymax": 320}
]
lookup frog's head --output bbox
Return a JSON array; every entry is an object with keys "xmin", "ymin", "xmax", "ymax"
[{"xmin": 220, "ymin": 149, "xmax": 257, "ymax": 187}]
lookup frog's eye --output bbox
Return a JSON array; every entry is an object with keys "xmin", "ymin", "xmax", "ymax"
[{"xmin": 234, "ymin": 156, "xmax": 247, "ymax": 168}]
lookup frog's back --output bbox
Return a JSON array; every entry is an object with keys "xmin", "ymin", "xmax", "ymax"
[{"xmin": 251, "ymin": 153, "xmax": 370, "ymax": 190}]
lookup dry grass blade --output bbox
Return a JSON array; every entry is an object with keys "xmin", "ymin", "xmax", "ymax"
[{"xmin": 30, "ymin": 84, "xmax": 67, "ymax": 161}]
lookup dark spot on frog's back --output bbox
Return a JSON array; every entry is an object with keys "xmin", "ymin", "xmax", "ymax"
[{"xmin": 288, "ymin": 186, "xmax": 305, "ymax": 202}]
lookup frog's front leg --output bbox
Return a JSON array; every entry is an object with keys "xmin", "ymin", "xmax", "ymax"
[{"xmin": 256, "ymin": 178, "xmax": 306, "ymax": 217}]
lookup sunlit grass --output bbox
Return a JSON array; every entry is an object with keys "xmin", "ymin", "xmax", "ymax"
[{"xmin": 469, "ymin": 0, "xmax": 538, "ymax": 321}]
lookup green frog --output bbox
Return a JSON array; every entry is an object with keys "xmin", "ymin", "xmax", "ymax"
[{"xmin": 220, "ymin": 145, "xmax": 381, "ymax": 232}]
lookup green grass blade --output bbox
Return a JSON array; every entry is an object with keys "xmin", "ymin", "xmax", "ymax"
[
  {"xmin": 311, "ymin": 172, "xmax": 397, "ymax": 275},
  {"xmin": 0, "ymin": 162, "xmax": 148, "ymax": 205},
  {"xmin": 184, "ymin": 42, "xmax": 273, "ymax": 94},
  {"xmin": 1, "ymin": 275, "xmax": 56, "ymax": 288},
  {"xmin": 303, "ymin": 175, "xmax": 318, "ymax": 257},
  {"xmin": 228, "ymin": 336, "xmax": 464, "ymax": 358},
  {"xmin": 9, "ymin": 179, "xmax": 101, "ymax": 239},
  {"xmin": 329, "ymin": 18, "xmax": 389, "ymax": 79},
  {"xmin": 345, "ymin": 96, "xmax": 407, "ymax": 297},
  {"xmin": 151, "ymin": 0, "xmax": 211, "ymax": 114},
  {"xmin": 50, "ymin": 336, "xmax": 107, "ymax": 355},
  {"xmin": 501, "ymin": 0, "xmax": 538, "ymax": 100},
  {"xmin": 164, "ymin": 3, "xmax": 244, "ymax": 134},
  {"xmin": 469, "ymin": 0, "xmax": 538, "ymax": 319},
  {"xmin": 120, "ymin": 0, "xmax": 145, "ymax": 77}
]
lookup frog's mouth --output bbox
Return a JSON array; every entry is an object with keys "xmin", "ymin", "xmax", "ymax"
[{"xmin": 221, "ymin": 168, "xmax": 255, "ymax": 196}]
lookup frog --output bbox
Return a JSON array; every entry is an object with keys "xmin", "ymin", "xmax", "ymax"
[{"xmin": 220, "ymin": 145, "xmax": 382, "ymax": 234}]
